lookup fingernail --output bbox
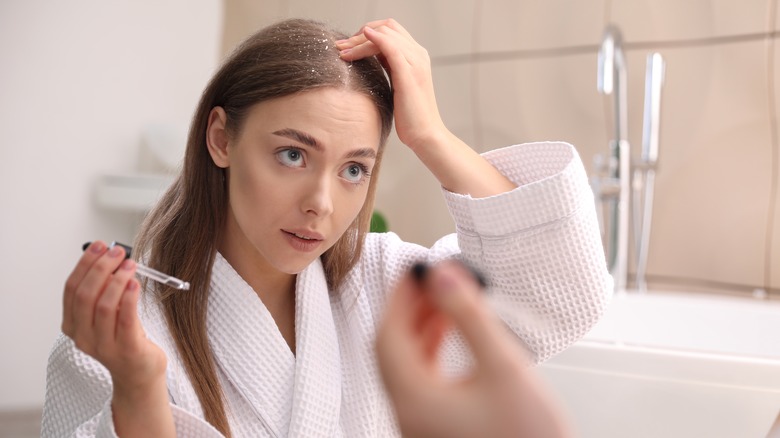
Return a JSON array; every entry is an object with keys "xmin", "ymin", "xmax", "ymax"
[
  {"xmin": 467, "ymin": 266, "xmax": 488, "ymax": 289},
  {"xmin": 120, "ymin": 259, "xmax": 135, "ymax": 270},
  {"xmin": 364, "ymin": 26, "xmax": 375, "ymax": 34},
  {"xmin": 108, "ymin": 245, "xmax": 123, "ymax": 258},
  {"xmin": 432, "ymin": 269, "xmax": 458, "ymax": 292},
  {"xmin": 89, "ymin": 241, "xmax": 104, "ymax": 253},
  {"xmin": 454, "ymin": 259, "xmax": 488, "ymax": 289},
  {"xmin": 339, "ymin": 48, "xmax": 351, "ymax": 56},
  {"xmin": 126, "ymin": 280, "xmax": 138, "ymax": 292},
  {"xmin": 411, "ymin": 262, "xmax": 428, "ymax": 283}
]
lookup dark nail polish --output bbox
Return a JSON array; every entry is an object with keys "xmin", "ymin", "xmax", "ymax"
[
  {"xmin": 411, "ymin": 262, "xmax": 428, "ymax": 283},
  {"xmin": 454, "ymin": 258, "xmax": 488, "ymax": 289},
  {"xmin": 82, "ymin": 241, "xmax": 133, "ymax": 260},
  {"xmin": 469, "ymin": 266, "xmax": 488, "ymax": 289}
]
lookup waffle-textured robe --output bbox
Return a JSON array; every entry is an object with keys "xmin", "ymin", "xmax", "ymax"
[{"xmin": 42, "ymin": 142, "xmax": 613, "ymax": 437}]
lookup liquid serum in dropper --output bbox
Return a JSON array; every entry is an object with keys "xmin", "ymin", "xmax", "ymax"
[{"xmin": 82, "ymin": 241, "xmax": 190, "ymax": 290}]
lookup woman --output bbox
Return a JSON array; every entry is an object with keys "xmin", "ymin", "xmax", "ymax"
[{"xmin": 42, "ymin": 18, "xmax": 611, "ymax": 437}]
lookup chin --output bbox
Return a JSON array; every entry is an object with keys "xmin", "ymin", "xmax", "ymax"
[{"xmin": 275, "ymin": 255, "xmax": 321, "ymax": 275}]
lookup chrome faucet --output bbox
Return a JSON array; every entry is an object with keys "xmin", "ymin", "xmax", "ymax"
[
  {"xmin": 634, "ymin": 53, "xmax": 665, "ymax": 292},
  {"xmin": 593, "ymin": 24, "xmax": 665, "ymax": 292},
  {"xmin": 595, "ymin": 25, "xmax": 630, "ymax": 292}
]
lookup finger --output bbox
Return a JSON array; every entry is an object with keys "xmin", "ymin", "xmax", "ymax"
[
  {"xmin": 340, "ymin": 24, "xmax": 416, "ymax": 66},
  {"xmin": 376, "ymin": 272, "xmax": 430, "ymax": 388},
  {"xmin": 335, "ymin": 32, "xmax": 368, "ymax": 50},
  {"xmin": 94, "ymin": 259, "xmax": 137, "ymax": 350},
  {"xmin": 362, "ymin": 25, "xmax": 411, "ymax": 67},
  {"xmin": 71, "ymin": 245, "xmax": 126, "ymax": 346},
  {"xmin": 418, "ymin": 311, "xmax": 451, "ymax": 365},
  {"xmin": 338, "ymin": 39, "xmax": 381, "ymax": 61},
  {"xmin": 356, "ymin": 18, "xmax": 414, "ymax": 40},
  {"xmin": 115, "ymin": 278, "xmax": 142, "ymax": 349},
  {"xmin": 427, "ymin": 262, "xmax": 521, "ymax": 371},
  {"xmin": 63, "ymin": 241, "xmax": 107, "ymax": 334}
]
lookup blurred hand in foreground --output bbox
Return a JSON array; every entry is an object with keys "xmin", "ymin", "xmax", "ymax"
[{"xmin": 376, "ymin": 261, "xmax": 573, "ymax": 438}]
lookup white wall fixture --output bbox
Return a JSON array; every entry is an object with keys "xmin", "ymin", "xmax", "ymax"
[
  {"xmin": 141, "ymin": 122, "xmax": 189, "ymax": 172},
  {"xmin": 95, "ymin": 173, "xmax": 175, "ymax": 212}
]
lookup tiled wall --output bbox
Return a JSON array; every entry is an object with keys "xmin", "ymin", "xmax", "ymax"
[{"xmin": 223, "ymin": 0, "xmax": 780, "ymax": 296}]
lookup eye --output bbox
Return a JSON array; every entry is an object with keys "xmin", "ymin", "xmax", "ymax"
[
  {"xmin": 341, "ymin": 163, "xmax": 371, "ymax": 184},
  {"xmin": 276, "ymin": 148, "xmax": 305, "ymax": 168}
]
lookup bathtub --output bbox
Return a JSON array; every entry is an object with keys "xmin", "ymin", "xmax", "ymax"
[{"xmin": 539, "ymin": 290, "xmax": 780, "ymax": 438}]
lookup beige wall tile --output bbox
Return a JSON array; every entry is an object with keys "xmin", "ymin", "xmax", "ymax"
[
  {"xmin": 769, "ymin": 39, "xmax": 780, "ymax": 291},
  {"xmin": 477, "ymin": 0, "xmax": 607, "ymax": 53},
  {"xmin": 776, "ymin": 1, "xmax": 780, "ymax": 31},
  {"xmin": 370, "ymin": 0, "xmax": 477, "ymax": 58},
  {"xmin": 222, "ymin": 0, "xmax": 288, "ymax": 55},
  {"xmin": 610, "ymin": 0, "xmax": 767, "ymax": 43},
  {"xmin": 222, "ymin": 0, "xmax": 374, "ymax": 55},
  {"xmin": 474, "ymin": 53, "xmax": 609, "ymax": 173},
  {"xmin": 643, "ymin": 40, "xmax": 771, "ymax": 288},
  {"xmin": 285, "ymin": 0, "xmax": 374, "ymax": 34}
]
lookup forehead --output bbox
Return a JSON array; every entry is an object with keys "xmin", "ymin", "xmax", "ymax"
[{"xmin": 241, "ymin": 88, "xmax": 382, "ymax": 150}]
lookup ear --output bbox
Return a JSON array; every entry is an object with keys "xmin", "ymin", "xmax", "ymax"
[{"xmin": 206, "ymin": 106, "xmax": 230, "ymax": 168}]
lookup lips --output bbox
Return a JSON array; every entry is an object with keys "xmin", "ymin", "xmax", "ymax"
[
  {"xmin": 282, "ymin": 229, "xmax": 324, "ymax": 241},
  {"xmin": 282, "ymin": 229, "xmax": 324, "ymax": 252}
]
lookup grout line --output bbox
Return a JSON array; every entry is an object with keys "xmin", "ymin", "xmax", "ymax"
[
  {"xmin": 433, "ymin": 44, "xmax": 597, "ymax": 66},
  {"xmin": 432, "ymin": 31, "xmax": 780, "ymax": 67},
  {"xmin": 470, "ymin": 0, "xmax": 483, "ymax": 150},
  {"xmin": 765, "ymin": 0, "xmax": 779, "ymax": 294},
  {"xmin": 623, "ymin": 31, "xmax": 778, "ymax": 51}
]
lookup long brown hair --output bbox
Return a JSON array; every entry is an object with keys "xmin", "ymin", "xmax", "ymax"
[{"xmin": 134, "ymin": 19, "xmax": 393, "ymax": 436}]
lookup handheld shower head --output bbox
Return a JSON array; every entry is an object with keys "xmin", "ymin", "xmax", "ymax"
[{"xmin": 598, "ymin": 25, "xmax": 624, "ymax": 95}]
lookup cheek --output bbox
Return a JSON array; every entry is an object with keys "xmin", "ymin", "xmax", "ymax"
[
  {"xmin": 334, "ymin": 187, "xmax": 369, "ymax": 230},
  {"xmin": 230, "ymin": 163, "xmax": 284, "ymax": 220}
]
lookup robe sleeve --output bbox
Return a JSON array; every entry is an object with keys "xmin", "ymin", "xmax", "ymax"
[
  {"xmin": 41, "ymin": 334, "xmax": 225, "ymax": 438},
  {"xmin": 363, "ymin": 141, "xmax": 613, "ymax": 364}
]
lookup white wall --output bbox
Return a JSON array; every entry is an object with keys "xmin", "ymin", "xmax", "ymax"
[{"xmin": 0, "ymin": 0, "xmax": 223, "ymax": 410}]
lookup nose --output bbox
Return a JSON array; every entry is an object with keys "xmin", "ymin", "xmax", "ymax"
[{"xmin": 301, "ymin": 174, "xmax": 334, "ymax": 217}]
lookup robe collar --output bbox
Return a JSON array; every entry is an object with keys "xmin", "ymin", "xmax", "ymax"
[{"xmin": 207, "ymin": 253, "xmax": 342, "ymax": 437}]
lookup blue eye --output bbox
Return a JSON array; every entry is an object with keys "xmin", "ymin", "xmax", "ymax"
[
  {"xmin": 342, "ymin": 163, "xmax": 370, "ymax": 183},
  {"xmin": 277, "ymin": 148, "xmax": 304, "ymax": 167}
]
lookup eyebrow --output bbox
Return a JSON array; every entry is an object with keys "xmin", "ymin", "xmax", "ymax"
[
  {"xmin": 273, "ymin": 128, "xmax": 321, "ymax": 151},
  {"xmin": 272, "ymin": 128, "xmax": 377, "ymax": 160}
]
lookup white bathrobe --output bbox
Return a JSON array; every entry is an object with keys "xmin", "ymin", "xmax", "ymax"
[{"xmin": 41, "ymin": 142, "xmax": 613, "ymax": 437}]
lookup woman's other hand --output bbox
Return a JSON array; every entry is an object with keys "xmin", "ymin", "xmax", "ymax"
[
  {"xmin": 376, "ymin": 262, "xmax": 573, "ymax": 438},
  {"xmin": 336, "ymin": 19, "xmax": 446, "ymax": 153},
  {"xmin": 337, "ymin": 19, "xmax": 516, "ymax": 198},
  {"xmin": 62, "ymin": 241, "xmax": 174, "ymax": 437}
]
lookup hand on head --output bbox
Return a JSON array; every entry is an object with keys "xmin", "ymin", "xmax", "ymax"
[
  {"xmin": 335, "ymin": 19, "xmax": 448, "ymax": 153},
  {"xmin": 376, "ymin": 261, "xmax": 573, "ymax": 438}
]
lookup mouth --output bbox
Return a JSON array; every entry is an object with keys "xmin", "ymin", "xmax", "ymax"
[
  {"xmin": 281, "ymin": 229, "xmax": 325, "ymax": 252},
  {"xmin": 282, "ymin": 229, "xmax": 324, "ymax": 241}
]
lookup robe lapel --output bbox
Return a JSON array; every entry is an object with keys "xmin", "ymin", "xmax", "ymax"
[
  {"xmin": 207, "ymin": 253, "xmax": 296, "ymax": 437},
  {"xmin": 288, "ymin": 258, "xmax": 342, "ymax": 437}
]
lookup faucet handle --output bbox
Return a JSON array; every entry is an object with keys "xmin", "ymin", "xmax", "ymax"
[
  {"xmin": 593, "ymin": 152, "xmax": 618, "ymax": 175},
  {"xmin": 641, "ymin": 53, "xmax": 665, "ymax": 164}
]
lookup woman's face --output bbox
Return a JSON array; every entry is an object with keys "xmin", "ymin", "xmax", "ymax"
[{"xmin": 208, "ymin": 87, "xmax": 382, "ymax": 277}]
